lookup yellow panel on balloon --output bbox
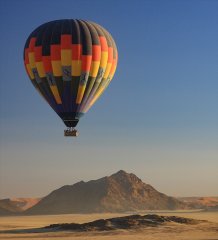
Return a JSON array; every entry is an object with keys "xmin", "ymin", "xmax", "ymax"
[
  {"xmin": 51, "ymin": 61, "xmax": 62, "ymax": 76},
  {"xmin": 76, "ymin": 85, "xmax": 86, "ymax": 104},
  {"xmin": 72, "ymin": 60, "xmax": 82, "ymax": 76},
  {"xmin": 36, "ymin": 62, "xmax": 45, "ymax": 78},
  {"xmin": 100, "ymin": 51, "xmax": 108, "ymax": 68},
  {"xmin": 103, "ymin": 63, "xmax": 112, "ymax": 79},
  {"xmin": 28, "ymin": 52, "xmax": 36, "ymax": 69},
  {"xmin": 61, "ymin": 49, "xmax": 72, "ymax": 66},
  {"xmin": 89, "ymin": 61, "xmax": 100, "ymax": 77},
  {"xmin": 50, "ymin": 85, "xmax": 62, "ymax": 104},
  {"xmin": 26, "ymin": 64, "xmax": 34, "ymax": 79}
]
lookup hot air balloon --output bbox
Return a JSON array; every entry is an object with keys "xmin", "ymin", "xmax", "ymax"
[{"xmin": 24, "ymin": 19, "xmax": 118, "ymax": 136}]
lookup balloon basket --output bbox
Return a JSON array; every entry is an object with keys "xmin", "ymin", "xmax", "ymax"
[{"xmin": 64, "ymin": 128, "xmax": 79, "ymax": 137}]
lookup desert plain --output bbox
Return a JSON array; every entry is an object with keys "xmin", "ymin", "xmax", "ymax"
[{"xmin": 0, "ymin": 210, "xmax": 217, "ymax": 240}]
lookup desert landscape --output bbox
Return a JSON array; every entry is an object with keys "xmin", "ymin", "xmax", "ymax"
[
  {"xmin": 0, "ymin": 211, "xmax": 218, "ymax": 240},
  {"xmin": 0, "ymin": 171, "xmax": 217, "ymax": 240}
]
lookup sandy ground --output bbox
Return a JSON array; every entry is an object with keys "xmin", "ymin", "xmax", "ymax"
[{"xmin": 0, "ymin": 211, "xmax": 217, "ymax": 240}]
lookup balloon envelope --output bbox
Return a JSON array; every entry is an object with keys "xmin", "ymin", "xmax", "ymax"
[{"xmin": 24, "ymin": 19, "xmax": 118, "ymax": 128}]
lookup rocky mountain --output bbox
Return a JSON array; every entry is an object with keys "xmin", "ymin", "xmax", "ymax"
[
  {"xmin": 25, "ymin": 170, "xmax": 186, "ymax": 215},
  {"xmin": 0, "ymin": 198, "xmax": 41, "ymax": 215}
]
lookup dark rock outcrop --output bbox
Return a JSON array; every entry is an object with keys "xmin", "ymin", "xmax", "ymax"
[{"xmin": 45, "ymin": 214, "xmax": 205, "ymax": 232}]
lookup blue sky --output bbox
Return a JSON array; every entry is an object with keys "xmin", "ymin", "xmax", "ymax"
[{"xmin": 0, "ymin": 0, "xmax": 217, "ymax": 198}]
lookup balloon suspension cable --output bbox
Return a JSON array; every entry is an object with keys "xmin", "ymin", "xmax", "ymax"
[{"xmin": 64, "ymin": 127, "xmax": 79, "ymax": 137}]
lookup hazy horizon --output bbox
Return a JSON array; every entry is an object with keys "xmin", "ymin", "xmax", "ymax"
[
  {"xmin": 0, "ymin": 0, "xmax": 218, "ymax": 199},
  {"xmin": 0, "ymin": 167, "xmax": 217, "ymax": 199}
]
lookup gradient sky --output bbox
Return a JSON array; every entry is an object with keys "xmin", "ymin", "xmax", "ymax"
[{"xmin": 0, "ymin": 0, "xmax": 217, "ymax": 199}]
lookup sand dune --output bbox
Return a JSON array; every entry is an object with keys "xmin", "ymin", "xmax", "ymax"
[
  {"xmin": 0, "ymin": 211, "xmax": 217, "ymax": 240},
  {"xmin": 0, "ymin": 198, "xmax": 41, "ymax": 215}
]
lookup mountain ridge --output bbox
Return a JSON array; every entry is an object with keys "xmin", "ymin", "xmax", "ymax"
[{"xmin": 25, "ymin": 170, "xmax": 186, "ymax": 215}]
